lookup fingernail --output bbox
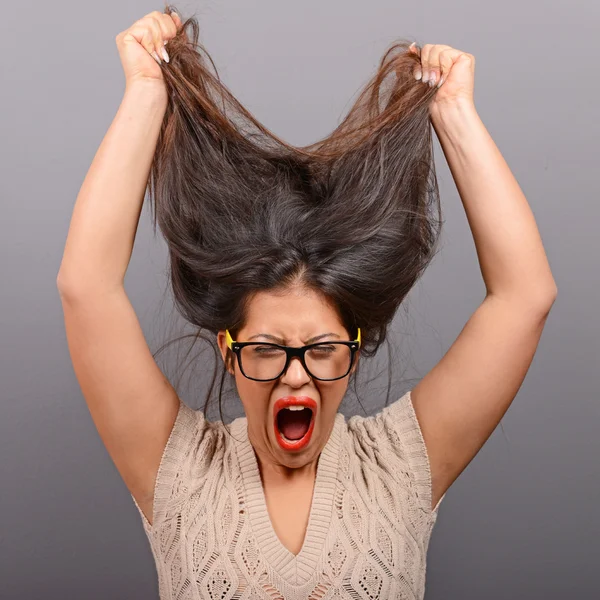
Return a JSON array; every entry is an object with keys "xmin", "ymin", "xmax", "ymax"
[
  {"xmin": 437, "ymin": 76, "xmax": 445, "ymax": 88},
  {"xmin": 414, "ymin": 69, "xmax": 422, "ymax": 81},
  {"xmin": 422, "ymin": 70, "xmax": 429, "ymax": 83},
  {"xmin": 161, "ymin": 47, "xmax": 170, "ymax": 63},
  {"xmin": 152, "ymin": 50, "xmax": 162, "ymax": 64}
]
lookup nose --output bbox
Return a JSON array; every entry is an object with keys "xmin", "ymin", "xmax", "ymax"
[{"xmin": 280, "ymin": 355, "xmax": 312, "ymax": 384}]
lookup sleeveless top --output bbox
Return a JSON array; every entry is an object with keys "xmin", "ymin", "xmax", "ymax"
[{"xmin": 130, "ymin": 390, "xmax": 446, "ymax": 599}]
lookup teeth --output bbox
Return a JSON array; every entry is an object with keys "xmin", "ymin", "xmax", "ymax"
[{"xmin": 286, "ymin": 406, "xmax": 308, "ymax": 412}]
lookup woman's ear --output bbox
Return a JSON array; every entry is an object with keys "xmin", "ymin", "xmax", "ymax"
[
  {"xmin": 216, "ymin": 331, "xmax": 234, "ymax": 375},
  {"xmin": 216, "ymin": 331, "xmax": 227, "ymax": 362},
  {"xmin": 350, "ymin": 349, "xmax": 360, "ymax": 376},
  {"xmin": 226, "ymin": 351, "xmax": 235, "ymax": 376}
]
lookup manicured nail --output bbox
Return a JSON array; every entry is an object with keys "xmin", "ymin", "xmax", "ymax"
[
  {"xmin": 437, "ymin": 76, "xmax": 445, "ymax": 88},
  {"xmin": 414, "ymin": 69, "xmax": 422, "ymax": 81},
  {"xmin": 161, "ymin": 47, "xmax": 170, "ymax": 63},
  {"xmin": 152, "ymin": 50, "xmax": 162, "ymax": 64},
  {"xmin": 422, "ymin": 70, "xmax": 429, "ymax": 83},
  {"xmin": 429, "ymin": 72, "xmax": 437, "ymax": 86}
]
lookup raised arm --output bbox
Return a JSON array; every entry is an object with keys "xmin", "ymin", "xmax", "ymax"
[
  {"xmin": 409, "ymin": 45, "xmax": 557, "ymax": 511},
  {"xmin": 57, "ymin": 80, "xmax": 167, "ymax": 292},
  {"xmin": 57, "ymin": 10, "xmax": 186, "ymax": 526}
]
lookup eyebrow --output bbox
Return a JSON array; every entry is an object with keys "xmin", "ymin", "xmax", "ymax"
[{"xmin": 248, "ymin": 332, "xmax": 341, "ymax": 344}]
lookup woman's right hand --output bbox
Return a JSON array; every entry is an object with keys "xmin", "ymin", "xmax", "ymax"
[{"xmin": 115, "ymin": 10, "xmax": 182, "ymax": 90}]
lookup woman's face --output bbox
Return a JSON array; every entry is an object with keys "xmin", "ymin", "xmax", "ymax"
[{"xmin": 217, "ymin": 287, "xmax": 359, "ymax": 476}]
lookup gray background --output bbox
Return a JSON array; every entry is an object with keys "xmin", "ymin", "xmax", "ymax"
[{"xmin": 1, "ymin": 0, "xmax": 598, "ymax": 598}]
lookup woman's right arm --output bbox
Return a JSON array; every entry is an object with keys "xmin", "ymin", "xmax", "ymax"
[
  {"xmin": 57, "ymin": 7, "xmax": 180, "ymax": 292},
  {"xmin": 57, "ymin": 81, "xmax": 167, "ymax": 293},
  {"xmin": 56, "ymin": 11, "xmax": 186, "ymax": 527}
]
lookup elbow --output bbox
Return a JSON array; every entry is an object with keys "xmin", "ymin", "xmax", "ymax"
[
  {"xmin": 539, "ymin": 283, "xmax": 558, "ymax": 312},
  {"xmin": 56, "ymin": 271, "xmax": 69, "ymax": 296},
  {"xmin": 56, "ymin": 271, "xmax": 93, "ymax": 300},
  {"xmin": 56, "ymin": 269, "xmax": 80, "ymax": 296},
  {"xmin": 56, "ymin": 270, "xmax": 124, "ymax": 300},
  {"xmin": 56, "ymin": 272, "xmax": 79, "ymax": 302},
  {"xmin": 488, "ymin": 282, "xmax": 558, "ymax": 316},
  {"xmin": 527, "ymin": 284, "xmax": 558, "ymax": 315}
]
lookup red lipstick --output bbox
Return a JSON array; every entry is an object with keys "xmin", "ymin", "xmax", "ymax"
[{"xmin": 273, "ymin": 396, "xmax": 317, "ymax": 451}]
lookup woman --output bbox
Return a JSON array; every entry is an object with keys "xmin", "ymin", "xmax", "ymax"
[{"xmin": 57, "ymin": 5, "xmax": 557, "ymax": 599}]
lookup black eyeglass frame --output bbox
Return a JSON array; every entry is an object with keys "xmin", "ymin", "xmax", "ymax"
[{"xmin": 225, "ymin": 328, "xmax": 361, "ymax": 382}]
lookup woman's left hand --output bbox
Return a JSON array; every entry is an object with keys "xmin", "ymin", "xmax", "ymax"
[{"xmin": 409, "ymin": 43, "xmax": 476, "ymax": 113}]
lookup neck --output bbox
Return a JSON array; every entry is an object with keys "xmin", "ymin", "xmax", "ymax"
[{"xmin": 253, "ymin": 445, "xmax": 319, "ymax": 486}]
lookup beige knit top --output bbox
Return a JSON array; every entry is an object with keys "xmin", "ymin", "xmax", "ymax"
[{"xmin": 130, "ymin": 390, "xmax": 445, "ymax": 599}]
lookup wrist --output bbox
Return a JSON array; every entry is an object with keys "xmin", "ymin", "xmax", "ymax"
[
  {"xmin": 124, "ymin": 79, "xmax": 168, "ymax": 105},
  {"xmin": 430, "ymin": 98, "xmax": 480, "ymax": 138}
]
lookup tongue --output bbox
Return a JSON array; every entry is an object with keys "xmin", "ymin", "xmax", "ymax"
[{"xmin": 278, "ymin": 409, "xmax": 311, "ymax": 440}]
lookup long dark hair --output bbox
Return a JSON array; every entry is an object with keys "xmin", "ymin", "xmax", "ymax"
[{"xmin": 148, "ymin": 4, "xmax": 443, "ymax": 434}]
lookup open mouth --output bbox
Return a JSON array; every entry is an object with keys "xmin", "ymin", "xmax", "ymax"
[
  {"xmin": 277, "ymin": 407, "xmax": 313, "ymax": 441},
  {"xmin": 273, "ymin": 404, "xmax": 316, "ymax": 451}
]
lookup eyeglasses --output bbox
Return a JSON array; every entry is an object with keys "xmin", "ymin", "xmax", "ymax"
[{"xmin": 225, "ymin": 328, "xmax": 361, "ymax": 382}]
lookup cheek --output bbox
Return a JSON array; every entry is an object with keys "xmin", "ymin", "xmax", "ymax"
[
  {"xmin": 318, "ymin": 383, "xmax": 347, "ymax": 415},
  {"xmin": 235, "ymin": 377, "xmax": 269, "ymax": 419}
]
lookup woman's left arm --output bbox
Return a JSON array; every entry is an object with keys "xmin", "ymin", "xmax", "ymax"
[
  {"xmin": 407, "ymin": 44, "xmax": 558, "ymax": 511},
  {"xmin": 430, "ymin": 99, "xmax": 557, "ymax": 304}
]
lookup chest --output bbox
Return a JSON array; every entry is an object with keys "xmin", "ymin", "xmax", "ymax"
[{"xmin": 262, "ymin": 479, "xmax": 315, "ymax": 556}]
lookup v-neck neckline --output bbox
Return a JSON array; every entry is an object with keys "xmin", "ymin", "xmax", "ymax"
[{"xmin": 231, "ymin": 413, "xmax": 343, "ymax": 586}]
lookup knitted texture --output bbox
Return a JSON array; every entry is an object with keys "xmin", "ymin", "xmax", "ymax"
[{"xmin": 130, "ymin": 390, "xmax": 445, "ymax": 599}]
